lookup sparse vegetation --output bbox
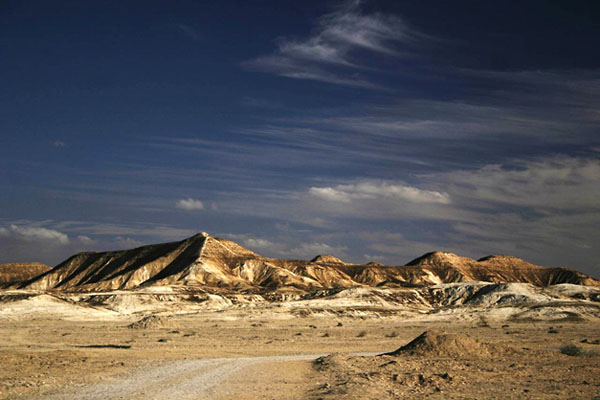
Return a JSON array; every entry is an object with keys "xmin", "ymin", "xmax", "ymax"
[{"xmin": 560, "ymin": 344, "xmax": 583, "ymax": 356}]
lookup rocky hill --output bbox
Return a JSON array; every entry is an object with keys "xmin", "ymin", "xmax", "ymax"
[
  {"xmin": 0, "ymin": 263, "xmax": 51, "ymax": 287},
  {"xmin": 19, "ymin": 233, "xmax": 599, "ymax": 292}
]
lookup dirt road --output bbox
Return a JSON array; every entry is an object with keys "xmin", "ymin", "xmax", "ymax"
[{"xmin": 39, "ymin": 354, "xmax": 326, "ymax": 400}]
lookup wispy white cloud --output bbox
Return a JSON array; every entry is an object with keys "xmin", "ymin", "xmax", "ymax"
[
  {"xmin": 176, "ymin": 198, "xmax": 205, "ymax": 211},
  {"xmin": 52, "ymin": 140, "xmax": 65, "ymax": 147},
  {"xmin": 309, "ymin": 181, "xmax": 450, "ymax": 204},
  {"xmin": 243, "ymin": 0, "xmax": 422, "ymax": 87}
]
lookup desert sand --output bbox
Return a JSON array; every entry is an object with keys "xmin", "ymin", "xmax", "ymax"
[{"xmin": 1, "ymin": 307, "xmax": 599, "ymax": 399}]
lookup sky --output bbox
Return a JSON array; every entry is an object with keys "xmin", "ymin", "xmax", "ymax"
[{"xmin": 1, "ymin": 0, "xmax": 599, "ymax": 277}]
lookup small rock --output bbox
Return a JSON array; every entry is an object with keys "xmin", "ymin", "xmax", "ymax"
[{"xmin": 436, "ymin": 372, "xmax": 451, "ymax": 380}]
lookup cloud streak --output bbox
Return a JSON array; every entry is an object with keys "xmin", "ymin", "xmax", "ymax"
[
  {"xmin": 243, "ymin": 0, "xmax": 421, "ymax": 88},
  {"xmin": 309, "ymin": 181, "xmax": 450, "ymax": 204}
]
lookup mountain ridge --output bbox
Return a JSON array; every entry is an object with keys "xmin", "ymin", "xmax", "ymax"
[{"xmin": 16, "ymin": 232, "xmax": 599, "ymax": 292}]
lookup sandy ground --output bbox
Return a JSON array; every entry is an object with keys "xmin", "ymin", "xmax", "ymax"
[{"xmin": 1, "ymin": 310, "xmax": 599, "ymax": 400}]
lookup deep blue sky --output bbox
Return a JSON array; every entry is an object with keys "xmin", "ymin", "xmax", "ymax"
[{"xmin": 1, "ymin": 0, "xmax": 599, "ymax": 277}]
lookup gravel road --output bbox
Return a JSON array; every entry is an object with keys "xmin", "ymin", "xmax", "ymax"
[{"xmin": 40, "ymin": 354, "xmax": 332, "ymax": 400}]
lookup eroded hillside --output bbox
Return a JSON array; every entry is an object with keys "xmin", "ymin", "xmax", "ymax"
[{"xmin": 16, "ymin": 233, "xmax": 599, "ymax": 292}]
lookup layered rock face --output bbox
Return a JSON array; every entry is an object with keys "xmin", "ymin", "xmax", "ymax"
[{"xmin": 19, "ymin": 233, "xmax": 599, "ymax": 292}]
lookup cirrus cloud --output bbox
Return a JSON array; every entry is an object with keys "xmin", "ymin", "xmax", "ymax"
[
  {"xmin": 243, "ymin": 0, "xmax": 425, "ymax": 88},
  {"xmin": 309, "ymin": 181, "xmax": 451, "ymax": 204}
]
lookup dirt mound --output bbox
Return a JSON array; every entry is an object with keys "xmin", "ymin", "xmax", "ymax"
[
  {"xmin": 127, "ymin": 314, "xmax": 171, "ymax": 329},
  {"xmin": 385, "ymin": 330, "xmax": 496, "ymax": 358}
]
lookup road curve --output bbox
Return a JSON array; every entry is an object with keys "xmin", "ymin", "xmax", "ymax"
[{"xmin": 40, "ymin": 354, "xmax": 333, "ymax": 400}]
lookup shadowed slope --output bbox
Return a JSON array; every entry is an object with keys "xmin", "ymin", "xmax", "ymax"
[{"xmin": 22, "ymin": 233, "xmax": 212, "ymax": 291}]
